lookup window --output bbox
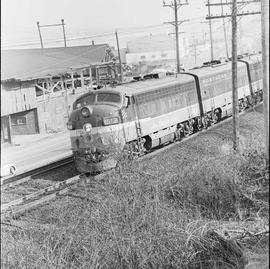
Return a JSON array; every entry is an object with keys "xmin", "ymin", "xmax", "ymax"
[
  {"xmin": 11, "ymin": 116, "xmax": 26, "ymax": 126},
  {"xmin": 97, "ymin": 93, "xmax": 121, "ymax": 103},
  {"xmin": 161, "ymin": 53, "xmax": 167, "ymax": 58},
  {"xmin": 75, "ymin": 93, "xmax": 96, "ymax": 109},
  {"xmin": 140, "ymin": 55, "xmax": 146, "ymax": 59},
  {"xmin": 151, "ymin": 55, "xmax": 156, "ymax": 58}
]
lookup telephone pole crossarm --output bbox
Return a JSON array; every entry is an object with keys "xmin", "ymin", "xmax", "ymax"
[
  {"xmin": 36, "ymin": 19, "xmax": 67, "ymax": 48},
  {"xmin": 206, "ymin": 0, "xmax": 261, "ymax": 6},
  {"xmin": 39, "ymin": 23, "xmax": 63, "ymax": 27},
  {"xmin": 206, "ymin": 11, "xmax": 261, "ymax": 19},
  {"xmin": 164, "ymin": 19, "xmax": 189, "ymax": 25},
  {"xmin": 163, "ymin": 0, "xmax": 189, "ymax": 7}
]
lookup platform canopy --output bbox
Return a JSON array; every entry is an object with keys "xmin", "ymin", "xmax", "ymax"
[{"xmin": 1, "ymin": 44, "xmax": 113, "ymax": 81}]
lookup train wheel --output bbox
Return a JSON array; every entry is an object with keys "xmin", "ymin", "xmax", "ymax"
[
  {"xmin": 195, "ymin": 117, "xmax": 203, "ymax": 132},
  {"xmin": 183, "ymin": 123, "xmax": 190, "ymax": 137},
  {"xmin": 242, "ymin": 98, "xmax": 248, "ymax": 110},
  {"xmin": 202, "ymin": 116, "xmax": 209, "ymax": 129},
  {"xmin": 210, "ymin": 111, "xmax": 218, "ymax": 126},
  {"xmin": 239, "ymin": 100, "xmax": 245, "ymax": 112},
  {"xmin": 174, "ymin": 128, "xmax": 182, "ymax": 141},
  {"xmin": 256, "ymin": 92, "xmax": 263, "ymax": 102},
  {"xmin": 214, "ymin": 109, "xmax": 222, "ymax": 122},
  {"xmin": 247, "ymin": 95, "xmax": 255, "ymax": 107}
]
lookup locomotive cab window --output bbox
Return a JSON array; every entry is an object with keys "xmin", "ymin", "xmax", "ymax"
[
  {"xmin": 75, "ymin": 93, "xmax": 96, "ymax": 109},
  {"xmin": 97, "ymin": 93, "xmax": 121, "ymax": 103}
]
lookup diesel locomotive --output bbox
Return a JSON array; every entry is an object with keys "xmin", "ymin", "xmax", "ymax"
[{"xmin": 67, "ymin": 54, "xmax": 263, "ymax": 173}]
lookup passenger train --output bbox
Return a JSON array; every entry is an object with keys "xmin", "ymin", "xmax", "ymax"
[{"xmin": 67, "ymin": 54, "xmax": 263, "ymax": 173}]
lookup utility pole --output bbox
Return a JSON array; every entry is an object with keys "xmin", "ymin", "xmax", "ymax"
[
  {"xmin": 261, "ymin": 0, "xmax": 269, "ymax": 158},
  {"xmin": 36, "ymin": 19, "xmax": 68, "ymax": 48},
  {"xmin": 220, "ymin": 0, "xmax": 229, "ymax": 58},
  {"xmin": 231, "ymin": 0, "xmax": 239, "ymax": 152},
  {"xmin": 200, "ymin": 20, "xmax": 218, "ymax": 61},
  {"xmin": 207, "ymin": 0, "xmax": 214, "ymax": 61},
  {"xmin": 206, "ymin": 0, "xmax": 261, "ymax": 152},
  {"xmin": 61, "ymin": 19, "xmax": 67, "ymax": 48},
  {"xmin": 36, "ymin": 22, "xmax": 44, "ymax": 48},
  {"xmin": 193, "ymin": 42, "xmax": 197, "ymax": 64},
  {"xmin": 115, "ymin": 31, "xmax": 123, "ymax": 83},
  {"xmin": 174, "ymin": 0, "xmax": 181, "ymax": 73},
  {"xmin": 191, "ymin": 35, "xmax": 198, "ymax": 64},
  {"xmin": 163, "ymin": 0, "xmax": 189, "ymax": 73}
]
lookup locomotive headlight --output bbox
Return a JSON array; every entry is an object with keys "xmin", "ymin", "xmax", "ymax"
[
  {"xmin": 103, "ymin": 116, "xmax": 120, "ymax": 126},
  {"xmin": 83, "ymin": 123, "xmax": 92, "ymax": 132},
  {"xmin": 81, "ymin": 107, "xmax": 90, "ymax": 118},
  {"xmin": 67, "ymin": 121, "xmax": 74, "ymax": 130}
]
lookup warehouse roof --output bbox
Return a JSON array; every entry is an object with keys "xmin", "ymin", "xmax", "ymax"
[{"xmin": 1, "ymin": 44, "xmax": 111, "ymax": 81}]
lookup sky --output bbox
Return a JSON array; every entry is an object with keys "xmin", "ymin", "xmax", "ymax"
[
  {"xmin": 1, "ymin": 0, "xmax": 207, "ymax": 48},
  {"xmin": 1, "ymin": 0, "xmax": 261, "ymax": 50}
]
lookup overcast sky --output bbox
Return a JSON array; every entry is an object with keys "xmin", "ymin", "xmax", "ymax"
[
  {"xmin": 1, "ymin": 0, "xmax": 260, "ymax": 49},
  {"xmin": 1, "ymin": 0, "xmax": 208, "ymax": 48}
]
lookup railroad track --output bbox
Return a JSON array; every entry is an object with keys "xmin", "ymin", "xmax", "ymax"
[
  {"xmin": 1, "ymin": 156, "xmax": 74, "ymax": 189},
  {"xmin": 1, "ymin": 103, "xmax": 262, "ymax": 218},
  {"xmin": 1, "ymin": 156, "xmax": 77, "ymax": 216}
]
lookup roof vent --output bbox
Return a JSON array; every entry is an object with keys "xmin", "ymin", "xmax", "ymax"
[{"xmin": 203, "ymin": 60, "xmax": 221, "ymax": 66}]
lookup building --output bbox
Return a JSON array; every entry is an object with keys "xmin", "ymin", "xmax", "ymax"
[
  {"xmin": 126, "ymin": 34, "xmax": 189, "ymax": 72},
  {"xmin": 1, "ymin": 44, "xmax": 116, "ymax": 143}
]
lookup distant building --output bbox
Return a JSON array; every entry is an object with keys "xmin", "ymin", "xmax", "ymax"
[
  {"xmin": 126, "ymin": 34, "xmax": 189, "ymax": 69},
  {"xmin": 1, "ymin": 44, "xmax": 116, "ymax": 143}
]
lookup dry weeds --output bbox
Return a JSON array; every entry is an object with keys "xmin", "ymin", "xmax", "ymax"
[{"xmin": 1, "ymin": 107, "xmax": 268, "ymax": 269}]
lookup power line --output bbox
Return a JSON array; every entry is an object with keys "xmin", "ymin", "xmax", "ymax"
[
  {"xmin": 206, "ymin": 0, "xmax": 260, "ymax": 6},
  {"xmin": 36, "ymin": 19, "xmax": 67, "ymax": 48},
  {"xmin": 204, "ymin": 0, "xmax": 260, "ymax": 59},
  {"xmin": 206, "ymin": 10, "xmax": 261, "ymax": 19},
  {"xmin": 163, "ymin": 0, "xmax": 189, "ymax": 73},
  {"xmin": 2, "ymin": 16, "xmax": 211, "ymax": 49},
  {"xmin": 2, "ymin": 24, "xmax": 172, "ymax": 49}
]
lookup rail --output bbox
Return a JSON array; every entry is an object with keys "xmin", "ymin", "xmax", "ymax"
[{"xmin": 1, "ymin": 156, "xmax": 73, "ymax": 189}]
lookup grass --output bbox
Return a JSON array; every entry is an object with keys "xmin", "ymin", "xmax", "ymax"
[{"xmin": 1, "ymin": 106, "xmax": 269, "ymax": 269}]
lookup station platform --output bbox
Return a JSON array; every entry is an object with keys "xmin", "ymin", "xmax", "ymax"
[{"xmin": 1, "ymin": 131, "xmax": 72, "ymax": 176}]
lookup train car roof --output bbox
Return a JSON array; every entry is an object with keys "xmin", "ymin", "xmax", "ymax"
[
  {"xmin": 187, "ymin": 53, "xmax": 261, "ymax": 77},
  {"xmin": 239, "ymin": 54, "xmax": 262, "ymax": 64},
  {"xmin": 106, "ymin": 74, "xmax": 195, "ymax": 97},
  {"xmin": 189, "ymin": 60, "xmax": 244, "ymax": 77}
]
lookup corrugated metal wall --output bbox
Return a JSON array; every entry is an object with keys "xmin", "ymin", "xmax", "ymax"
[{"xmin": 1, "ymin": 81, "xmax": 37, "ymax": 116}]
